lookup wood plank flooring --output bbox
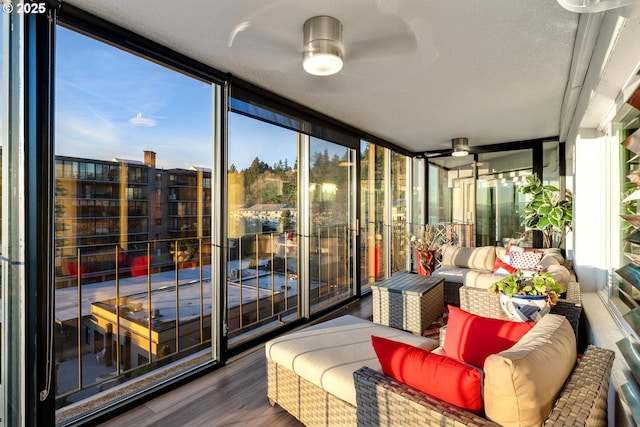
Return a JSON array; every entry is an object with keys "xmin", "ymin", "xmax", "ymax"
[{"xmin": 98, "ymin": 293, "xmax": 373, "ymax": 427}]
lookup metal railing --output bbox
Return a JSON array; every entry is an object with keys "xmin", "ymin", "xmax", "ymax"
[
  {"xmin": 54, "ymin": 224, "xmax": 353, "ymax": 409},
  {"xmin": 55, "ymin": 237, "xmax": 214, "ymax": 406}
]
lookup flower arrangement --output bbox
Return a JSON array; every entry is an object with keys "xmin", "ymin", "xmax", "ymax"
[
  {"xmin": 409, "ymin": 225, "xmax": 442, "ymax": 275},
  {"xmin": 488, "ymin": 270, "xmax": 562, "ymax": 306}
]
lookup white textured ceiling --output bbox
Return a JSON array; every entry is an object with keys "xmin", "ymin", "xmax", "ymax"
[{"xmin": 61, "ymin": 0, "xmax": 580, "ymax": 154}]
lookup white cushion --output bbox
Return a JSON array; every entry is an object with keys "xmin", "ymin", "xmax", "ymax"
[
  {"xmin": 442, "ymin": 246, "xmax": 496, "ymax": 271},
  {"xmin": 265, "ymin": 315, "xmax": 438, "ymax": 406},
  {"xmin": 431, "ymin": 266, "xmax": 483, "ymax": 284}
]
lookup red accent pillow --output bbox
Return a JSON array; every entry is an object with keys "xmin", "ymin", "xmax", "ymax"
[
  {"xmin": 443, "ymin": 305, "xmax": 535, "ymax": 367},
  {"xmin": 493, "ymin": 258, "xmax": 517, "ymax": 275},
  {"xmin": 371, "ymin": 335, "xmax": 483, "ymax": 413}
]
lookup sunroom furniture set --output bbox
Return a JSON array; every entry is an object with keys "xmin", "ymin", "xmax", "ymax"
[
  {"xmin": 266, "ymin": 244, "xmax": 608, "ymax": 426},
  {"xmin": 266, "ymin": 311, "xmax": 613, "ymax": 426}
]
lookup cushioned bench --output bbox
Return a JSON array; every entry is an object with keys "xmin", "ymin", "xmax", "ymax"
[{"xmin": 265, "ymin": 315, "xmax": 438, "ymax": 425}]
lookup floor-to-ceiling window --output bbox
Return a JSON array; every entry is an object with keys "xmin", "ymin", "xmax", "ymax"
[
  {"xmin": 427, "ymin": 156, "xmax": 475, "ymax": 247},
  {"xmin": 412, "ymin": 157, "xmax": 426, "ymax": 227},
  {"xmin": 360, "ymin": 141, "xmax": 387, "ymax": 286},
  {"xmin": 427, "ymin": 143, "xmax": 563, "ymax": 249},
  {"xmin": 228, "ymin": 91, "xmax": 358, "ymax": 328},
  {"xmin": 390, "ymin": 152, "xmax": 409, "ymax": 274},
  {"xmin": 54, "ymin": 26, "xmax": 220, "ymax": 420},
  {"xmin": 427, "ymin": 162, "xmax": 451, "ymax": 224},
  {"xmin": 476, "ymin": 150, "xmax": 532, "ymax": 247},
  {"xmin": 308, "ymin": 137, "xmax": 356, "ymax": 313},
  {"xmin": 226, "ymin": 112, "xmax": 300, "ymax": 344}
]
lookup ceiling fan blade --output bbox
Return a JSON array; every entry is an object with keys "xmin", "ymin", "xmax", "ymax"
[
  {"xmin": 227, "ymin": 21, "xmax": 300, "ymax": 71},
  {"xmin": 348, "ymin": 32, "xmax": 417, "ymax": 62},
  {"xmin": 345, "ymin": 12, "xmax": 417, "ymax": 62},
  {"xmin": 424, "ymin": 151, "xmax": 452, "ymax": 158}
]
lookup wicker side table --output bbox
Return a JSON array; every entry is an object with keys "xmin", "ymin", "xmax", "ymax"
[{"xmin": 371, "ymin": 272, "xmax": 444, "ymax": 335}]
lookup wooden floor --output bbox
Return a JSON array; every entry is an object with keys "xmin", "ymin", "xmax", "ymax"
[{"xmin": 98, "ymin": 293, "xmax": 373, "ymax": 427}]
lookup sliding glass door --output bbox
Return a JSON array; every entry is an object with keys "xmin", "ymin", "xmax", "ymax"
[
  {"xmin": 360, "ymin": 142, "xmax": 387, "ymax": 286},
  {"xmin": 309, "ymin": 137, "xmax": 356, "ymax": 313},
  {"xmin": 54, "ymin": 26, "xmax": 221, "ymax": 418},
  {"xmin": 226, "ymin": 112, "xmax": 300, "ymax": 344}
]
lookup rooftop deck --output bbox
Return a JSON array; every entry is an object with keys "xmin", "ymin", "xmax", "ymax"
[{"xmin": 96, "ymin": 293, "xmax": 373, "ymax": 426}]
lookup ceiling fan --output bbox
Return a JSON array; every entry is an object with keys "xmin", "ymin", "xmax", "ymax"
[
  {"xmin": 423, "ymin": 138, "xmax": 471, "ymax": 159},
  {"xmin": 225, "ymin": 1, "xmax": 423, "ymax": 76}
]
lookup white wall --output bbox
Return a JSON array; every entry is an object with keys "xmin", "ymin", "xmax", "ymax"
[
  {"xmin": 572, "ymin": 129, "xmax": 609, "ymax": 292},
  {"xmin": 566, "ymin": 7, "xmax": 640, "ymax": 426}
]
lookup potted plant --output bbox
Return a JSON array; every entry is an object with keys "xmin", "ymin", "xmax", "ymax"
[
  {"xmin": 408, "ymin": 225, "xmax": 442, "ymax": 276},
  {"xmin": 488, "ymin": 270, "xmax": 562, "ymax": 322},
  {"xmin": 519, "ymin": 174, "xmax": 573, "ymax": 248}
]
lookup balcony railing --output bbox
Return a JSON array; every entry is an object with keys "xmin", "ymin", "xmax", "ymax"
[
  {"xmin": 54, "ymin": 225, "xmax": 352, "ymax": 412},
  {"xmin": 55, "ymin": 238, "xmax": 215, "ymax": 408}
]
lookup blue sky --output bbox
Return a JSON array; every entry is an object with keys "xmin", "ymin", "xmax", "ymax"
[
  {"xmin": 228, "ymin": 112, "xmax": 298, "ymax": 170},
  {"xmin": 55, "ymin": 26, "xmax": 297, "ymax": 171}
]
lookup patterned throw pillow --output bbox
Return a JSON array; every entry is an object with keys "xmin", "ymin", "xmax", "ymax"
[
  {"xmin": 509, "ymin": 250, "xmax": 543, "ymax": 271},
  {"xmin": 503, "ymin": 243, "xmax": 524, "ymax": 264}
]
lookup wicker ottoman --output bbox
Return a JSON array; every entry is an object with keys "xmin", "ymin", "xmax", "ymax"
[
  {"xmin": 371, "ymin": 272, "xmax": 444, "ymax": 335},
  {"xmin": 265, "ymin": 315, "xmax": 439, "ymax": 426}
]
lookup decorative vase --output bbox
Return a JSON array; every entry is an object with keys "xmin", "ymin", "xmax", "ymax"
[
  {"xmin": 499, "ymin": 292, "xmax": 550, "ymax": 322},
  {"xmin": 416, "ymin": 250, "xmax": 436, "ymax": 276}
]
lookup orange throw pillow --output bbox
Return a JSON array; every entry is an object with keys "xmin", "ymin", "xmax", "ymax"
[
  {"xmin": 444, "ymin": 305, "xmax": 535, "ymax": 367},
  {"xmin": 371, "ymin": 335, "xmax": 483, "ymax": 413}
]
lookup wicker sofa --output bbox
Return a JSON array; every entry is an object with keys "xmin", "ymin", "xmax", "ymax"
[
  {"xmin": 354, "ymin": 344, "xmax": 614, "ymax": 426},
  {"xmin": 432, "ymin": 245, "xmax": 576, "ymax": 306},
  {"xmin": 460, "ymin": 280, "xmax": 582, "ymax": 335},
  {"xmin": 266, "ymin": 313, "xmax": 614, "ymax": 427}
]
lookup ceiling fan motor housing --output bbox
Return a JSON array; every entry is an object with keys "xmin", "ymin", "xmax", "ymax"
[{"xmin": 303, "ymin": 16, "xmax": 344, "ymax": 76}]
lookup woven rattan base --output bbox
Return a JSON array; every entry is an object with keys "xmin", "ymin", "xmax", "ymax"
[
  {"xmin": 267, "ymin": 358, "xmax": 357, "ymax": 426},
  {"xmin": 372, "ymin": 273, "xmax": 444, "ymax": 335},
  {"xmin": 459, "ymin": 281, "xmax": 582, "ymax": 336},
  {"xmin": 354, "ymin": 345, "xmax": 614, "ymax": 427}
]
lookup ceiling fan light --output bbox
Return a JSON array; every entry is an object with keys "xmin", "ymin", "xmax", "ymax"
[
  {"xmin": 451, "ymin": 138, "xmax": 469, "ymax": 157},
  {"xmin": 303, "ymin": 51, "xmax": 343, "ymax": 76},
  {"xmin": 303, "ymin": 16, "xmax": 343, "ymax": 76}
]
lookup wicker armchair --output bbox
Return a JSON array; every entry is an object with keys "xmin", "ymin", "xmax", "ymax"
[
  {"xmin": 354, "ymin": 344, "xmax": 614, "ymax": 426},
  {"xmin": 459, "ymin": 281, "xmax": 582, "ymax": 335}
]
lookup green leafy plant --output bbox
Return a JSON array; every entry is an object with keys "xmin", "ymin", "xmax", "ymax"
[
  {"xmin": 519, "ymin": 174, "xmax": 573, "ymax": 248},
  {"xmin": 488, "ymin": 270, "xmax": 562, "ymax": 304}
]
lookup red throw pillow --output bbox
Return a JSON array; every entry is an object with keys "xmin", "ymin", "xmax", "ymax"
[
  {"xmin": 371, "ymin": 335, "xmax": 483, "ymax": 413},
  {"xmin": 493, "ymin": 258, "xmax": 517, "ymax": 275},
  {"xmin": 443, "ymin": 305, "xmax": 535, "ymax": 367}
]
